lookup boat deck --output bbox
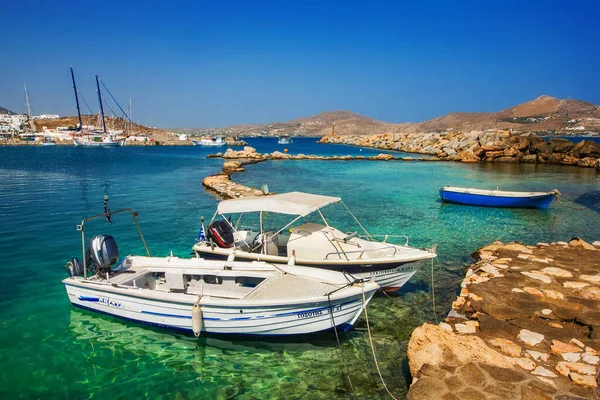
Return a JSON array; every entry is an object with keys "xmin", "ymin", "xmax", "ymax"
[{"xmin": 246, "ymin": 274, "xmax": 336, "ymax": 300}]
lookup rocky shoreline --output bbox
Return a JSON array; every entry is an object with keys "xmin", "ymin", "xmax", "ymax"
[
  {"xmin": 201, "ymin": 146, "xmax": 441, "ymax": 199},
  {"xmin": 407, "ymin": 239, "xmax": 600, "ymax": 399},
  {"xmin": 319, "ymin": 132, "xmax": 600, "ymax": 169}
]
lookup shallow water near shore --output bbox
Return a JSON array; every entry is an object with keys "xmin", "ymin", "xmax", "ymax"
[{"xmin": 0, "ymin": 140, "xmax": 598, "ymax": 399}]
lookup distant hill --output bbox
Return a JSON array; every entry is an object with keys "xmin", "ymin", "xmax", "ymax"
[
  {"xmin": 179, "ymin": 95, "xmax": 600, "ymax": 137},
  {"xmin": 402, "ymin": 95, "xmax": 600, "ymax": 134},
  {"xmin": 0, "ymin": 106, "xmax": 16, "ymax": 115}
]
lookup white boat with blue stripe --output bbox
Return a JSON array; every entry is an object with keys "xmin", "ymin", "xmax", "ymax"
[{"xmin": 62, "ymin": 204, "xmax": 378, "ymax": 336}]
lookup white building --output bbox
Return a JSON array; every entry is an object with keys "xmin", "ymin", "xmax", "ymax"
[
  {"xmin": 33, "ymin": 114, "xmax": 60, "ymax": 120},
  {"xmin": 0, "ymin": 114, "xmax": 28, "ymax": 132}
]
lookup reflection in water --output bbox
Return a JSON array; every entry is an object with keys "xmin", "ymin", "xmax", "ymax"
[
  {"xmin": 574, "ymin": 191, "xmax": 600, "ymax": 213},
  {"xmin": 67, "ymin": 307, "xmax": 410, "ymax": 398}
]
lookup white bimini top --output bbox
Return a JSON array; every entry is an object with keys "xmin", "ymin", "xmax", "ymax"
[{"xmin": 217, "ymin": 192, "xmax": 341, "ymax": 217}]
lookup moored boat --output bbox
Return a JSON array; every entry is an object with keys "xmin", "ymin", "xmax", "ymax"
[
  {"xmin": 63, "ymin": 205, "xmax": 377, "ymax": 336},
  {"xmin": 73, "ymin": 134, "xmax": 125, "ymax": 147},
  {"xmin": 192, "ymin": 192, "xmax": 436, "ymax": 291},
  {"xmin": 192, "ymin": 136, "xmax": 225, "ymax": 146},
  {"xmin": 278, "ymin": 135, "xmax": 292, "ymax": 145},
  {"xmin": 439, "ymin": 186, "xmax": 559, "ymax": 208}
]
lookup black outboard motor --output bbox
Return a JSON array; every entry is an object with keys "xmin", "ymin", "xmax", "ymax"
[
  {"xmin": 87, "ymin": 235, "xmax": 119, "ymax": 274},
  {"xmin": 207, "ymin": 220, "xmax": 234, "ymax": 248}
]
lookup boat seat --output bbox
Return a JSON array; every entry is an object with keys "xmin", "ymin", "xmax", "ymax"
[{"xmin": 258, "ymin": 232, "xmax": 279, "ymax": 256}]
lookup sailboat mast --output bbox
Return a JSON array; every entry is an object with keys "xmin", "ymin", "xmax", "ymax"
[
  {"xmin": 24, "ymin": 82, "xmax": 32, "ymax": 119},
  {"xmin": 95, "ymin": 75, "xmax": 107, "ymax": 134},
  {"xmin": 70, "ymin": 68, "xmax": 83, "ymax": 130}
]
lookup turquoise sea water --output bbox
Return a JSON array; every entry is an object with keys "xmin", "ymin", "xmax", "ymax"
[{"xmin": 0, "ymin": 139, "xmax": 598, "ymax": 399}]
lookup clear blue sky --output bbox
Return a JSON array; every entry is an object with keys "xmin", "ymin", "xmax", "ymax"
[{"xmin": 1, "ymin": 0, "xmax": 599, "ymax": 128}]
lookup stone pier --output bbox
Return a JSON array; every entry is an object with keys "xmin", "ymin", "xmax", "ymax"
[{"xmin": 407, "ymin": 238, "xmax": 600, "ymax": 399}]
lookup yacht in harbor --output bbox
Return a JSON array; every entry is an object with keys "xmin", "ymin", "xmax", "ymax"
[{"xmin": 69, "ymin": 69, "xmax": 126, "ymax": 147}]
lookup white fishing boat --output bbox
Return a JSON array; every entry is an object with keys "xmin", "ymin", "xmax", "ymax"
[
  {"xmin": 192, "ymin": 136, "xmax": 225, "ymax": 146},
  {"xmin": 278, "ymin": 135, "xmax": 292, "ymax": 145},
  {"xmin": 192, "ymin": 192, "xmax": 436, "ymax": 291},
  {"xmin": 63, "ymin": 204, "xmax": 377, "ymax": 336}
]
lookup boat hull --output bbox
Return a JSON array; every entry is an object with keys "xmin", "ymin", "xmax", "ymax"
[
  {"xmin": 192, "ymin": 139, "xmax": 225, "ymax": 146},
  {"xmin": 74, "ymin": 139, "xmax": 124, "ymax": 147},
  {"xmin": 63, "ymin": 280, "xmax": 374, "ymax": 336},
  {"xmin": 194, "ymin": 249, "xmax": 428, "ymax": 291},
  {"xmin": 439, "ymin": 189, "xmax": 555, "ymax": 208}
]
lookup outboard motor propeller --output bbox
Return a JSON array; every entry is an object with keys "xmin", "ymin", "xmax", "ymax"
[{"xmin": 87, "ymin": 235, "xmax": 119, "ymax": 275}]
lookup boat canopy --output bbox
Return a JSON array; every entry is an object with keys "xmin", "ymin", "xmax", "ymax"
[{"xmin": 217, "ymin": 192, "xmax": 341, "ymax": 217}]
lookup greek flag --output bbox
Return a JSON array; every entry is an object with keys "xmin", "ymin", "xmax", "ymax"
[
  {"xmin": 197, "ymin": 224, "xmax": 206, "ymax": 242},
  {"xmin": 104, "ymin": 198, "xmax": 113, "ymax": 224}
]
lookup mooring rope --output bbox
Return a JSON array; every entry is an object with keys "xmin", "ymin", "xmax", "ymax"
[
  {"xmin": 327, "ymin": 293, "xmax": 356, "ymax": 397},
  {"xmin": 430, "ymin": 256, "xmax": 438, "ymax": 324},
  {"xmin": 554, "ymin": 192, "xmax": 597, "ymax": 211},
  {"xmin": 361, "ymin": 284, "xmax": 399, "ymax": 400}
]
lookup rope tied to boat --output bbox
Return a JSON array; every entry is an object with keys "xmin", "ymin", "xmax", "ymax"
[
  {"xmin": 327, "ymin": 292, "xmax": 356, "ymax": 397},
  {"xmin": 361, "ymin": 284, "xmax": 399, "ymax": 400}
]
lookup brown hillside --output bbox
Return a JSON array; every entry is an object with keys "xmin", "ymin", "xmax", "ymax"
[
  {"xmin": 35, "ymin": 115, "xmax": 165, "ymax": 135},
  {"xmin": 185, "ymin": 95, "xmax": 600, "ymax": 137},
  {"xmin": 495, "ymin": 95, "xmax": 561, "ymax": 118}
]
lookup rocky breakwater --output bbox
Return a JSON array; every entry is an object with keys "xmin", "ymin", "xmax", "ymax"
[
  {"xmin": 406, "ymin": 238, "xmax": 600, "ymax": 400},
  {"xmin": 210, "ymin": 147, "xmax": 437, "ymax": 162},
  {"xmin": 202, "ymin": 147, "xmax": 266, "ymax": 199},
  {"xmin": 320, "ymin": 131, "xmax": 600, "ymax": 169}
]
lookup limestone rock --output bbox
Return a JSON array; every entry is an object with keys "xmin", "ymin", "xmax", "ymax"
[
  {"xmin": 531, "ymin": 366, "xmax": 557, "ymax": 377},
  {"xmin": 563, "ymin": 281, "xmax": 589, "ymax": 289},
  {"xmin": 568, "ymin": 237, "xmax": 597, "ymax": 250},
  {"xmin": 580, "ymin": 274, "xmax": 600, "ymax": 283},
  {"xmin": 407, "ymin": 324, "xmax": 513, "ymax": 377},
  {"xmin": 489, "ymin": 338, "xmax": 522, "ymax": 357},
  {"xmin": 582, "ymin": 353, "xmax": 599, "ymax": 365},
  {"xmin": 556, "ymin": 361, "xmax": 596, "ymax": 376},
  {"xmin": 570, "ymin": 338, "xmax": 586, "ymax": 348},
  {"xmin": 518, "ymin": 329, "xmax": 545, "ymax": 346},
  {"xmin": 540, "ymin": 267, "xmax": 572, "ymax": 278},
  {"xmin": 526, "ymin": 350, "xmax": 549, "ymax": 362},
  {"xmin": 514, "ymin": 357, "xmax": 536, "ymax": 371},
  {"xmin": 552, "ymin": 340, "xmax": 583, "ymax": 354},
  {"xmin": 454, "ymin": 322, "xmax": 477, "ymax": 334},
  {"xmin": 579, "ymin": 286, "xmax": 600, "ymax": 301},
  {"xmin": 569, "ymin": 372, "xmax": 597, "ymax": 388},
  {"xmin": 541, "ymin": 289, "xmax": 564, "ymax": 300},
  {"xmin": 521, "ymin": 271, "xmax": 552, "ymax": 284},
  {"xmin": 561, "ymin": 352, "xmax": 582, "ymax": 362}
]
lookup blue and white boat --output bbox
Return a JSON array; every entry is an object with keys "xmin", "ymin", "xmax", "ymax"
[
  {"xmin": 439, "ymin": 186, "xmax": 558, "ymax": 209},
  {"xmin": 63, "ymin": 205, "xmax": 377, "ymax": 336}
]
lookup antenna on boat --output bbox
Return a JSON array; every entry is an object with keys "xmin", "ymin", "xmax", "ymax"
[
  {"xmin": 70, "ymin": 68, "xmax": 83, "ymax": 131},
  {"xmin": 95, "ymin": 75, "xmax": 107, "ymax": 134}
]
